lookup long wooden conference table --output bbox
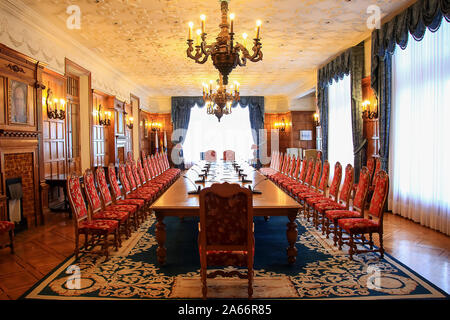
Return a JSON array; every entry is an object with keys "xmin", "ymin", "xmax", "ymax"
[{"xmin": 150, "ymin": 161, "xmax": 301, "ymax": 265}]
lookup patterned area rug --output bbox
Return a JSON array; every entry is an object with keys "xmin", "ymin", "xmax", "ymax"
[{"xmin": 22, "ymin": 215, "xmax": 448, "ymax": 300}]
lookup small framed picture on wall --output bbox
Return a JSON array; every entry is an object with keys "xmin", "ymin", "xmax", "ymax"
[
  {"xmin": 300, "ymin": 130, "xmax": 312, "ymax": 141},
  {"xmin": 9, "ymin": 79, "xmax": 31, "ymax": 125}
]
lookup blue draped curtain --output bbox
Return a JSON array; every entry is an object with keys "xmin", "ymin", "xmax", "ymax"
[
  {"xmin": 371, "ymin": 0, "xmax": 449, "ymax": 171},
  {"xmin": 317, "ymin": 42, "xmax": 366, "ymax": 180},
  {"xmin": 171, "ymin": 96, "xmax": 264, "ymax": 168}
]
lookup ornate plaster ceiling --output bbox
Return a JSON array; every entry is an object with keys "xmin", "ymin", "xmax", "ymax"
[{"xmin": 22, "ymin": 0, "xmax": 411, "ymax": 97}]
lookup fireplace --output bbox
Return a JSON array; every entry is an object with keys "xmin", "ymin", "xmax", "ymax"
[{"xmin": 5, "ymin": 177, "xmax": 27, "ymax": 232}]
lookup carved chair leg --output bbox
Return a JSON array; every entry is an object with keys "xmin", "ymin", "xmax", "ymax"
[
  {"xmin": 369, "ymin": 233, "xmax": 374, "ymax": 250},
  {"xmin": 74, "ymin": 231, "xmax": 80, "ymax": 259},
  {"xmin": 348, "ymin": 233, "xmax": 354, "ymax": 260},
  {"xmin": 379, "ymin": 232, "xmax": 384, "ymax": 259},
  {"xmin": 103, "ymin": 234, "xmax": 109, "ymax": 261},
  {"xmin": 9, "ymin": 229, "xmax": 15, "ymax": 254},
  {"xmin": 201, "ymin": 268, "xmax": 207, "ymax": 300},
  {"xmin": 333, "ymin": 221, "xmax": 339, "ymax": 246},
  {"xmin": 337, "ymin": 226, "xmax": 343, "ymax": 250},
  {"xmin": 248, "ymin": 268, "xmax": 254, "ymax": 299}
]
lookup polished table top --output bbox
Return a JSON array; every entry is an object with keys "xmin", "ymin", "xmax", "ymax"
[{"xmin": 151, "ymin": 161, "xmax": 300, "ymax": 211}]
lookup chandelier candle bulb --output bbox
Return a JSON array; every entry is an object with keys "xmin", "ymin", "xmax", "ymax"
[
  {"xmin": 200, "ymin": 14, "xmax": 206, "ymax": 33},
  {"xmin": 188, "ymin": 22, "xmax": 194, "ymax": 40},
  {"xmin": 256, "ymin": 20, "xmax": 262, "ymax": 39},
  {"xmin": 230, "ymin": 13, "xmax": 235, "ymax": 33},
  {"xmin": 195, "ymin": 29, "xmax": 202, "ymax": 46}
]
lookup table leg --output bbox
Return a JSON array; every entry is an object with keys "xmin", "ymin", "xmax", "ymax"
[
  {"xmin": 155, "ymin": 212, "xmax": 167, "ymax": 265},
  {"xmin": 286, "ymin": 211, "xmax": 298, "ymax": 264},
  {"xmin": 63, "ymin": 186, "xmax": 72, "ymax": 219}
]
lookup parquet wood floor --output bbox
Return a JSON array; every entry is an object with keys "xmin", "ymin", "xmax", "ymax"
[{"xmin": 0, "ymin": 211, "xmax": 448, "ymax": 299}]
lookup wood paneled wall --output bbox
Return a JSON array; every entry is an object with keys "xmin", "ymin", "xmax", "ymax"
[
  {"xmin": 92, "ymin": 90, "xmax": 114, "ymax": 167},
  {"xmin": 140, "ymin": 111, "xmax": 172, "ymax": 160},
  {"xmin": 0, "ymin": 44, "xmax": 43, "ymax": 227},
  {"xmin": 42, "ymin": 69, "xmax": 66, "ymax": 179},
  {"xmin": 264, "ymin": 111, "xmax": 316, "ymax": 157}
]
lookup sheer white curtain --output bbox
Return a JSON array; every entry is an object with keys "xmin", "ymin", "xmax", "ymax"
[
  {"xmin": 183, "ymin": 104, "xmax": 254, "ymax": 167},
  {"xmin": 327, "ymin": 74, "xmax": 354, "ymax": 182},
  {"xmin": 389, "ymin": 21, "xmax": 450, "ymax": 235}
]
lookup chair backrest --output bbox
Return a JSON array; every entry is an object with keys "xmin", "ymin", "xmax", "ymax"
[
  {"xmin": 338, "ymin": 164, "xmax": 354, "ymax": 207},
  {"xmin": 163, "ymin": 152, "xmax": 170, "ymax": 169},
  {"xmin": 304, "ymin": 159, "xmax": 315, "ymax": 185},
  {"xmin": 292, "ymin": 157, "xmax": 301, "ymax": 179},
  {"xmin": 118, "ymin": 163, "xmax": 133, "ymax": 195},
  {"xmin": 371, "ymin": 157, "xmax": 382, "ymax": 187},
  {"xmin": 83, "ymin": 169, "xmax": 103, "ymax": 214},
  {"xmin": 108, "ymin": 164, "xmax": 122, "ymax": 200},
  {"xmin": 137, "ymin": 160, "xmax": 148, "ymax": 184},
  {"xmin": 142, "ymin": 156, "xmax": 152, "ymax": 181},
  {"xmin": 67, "ymin": 175, "xmax": 89, "ymax": 226},
  {"xmin": 366, "ymin": 157, "xmax": 375, "ymax": 181},
  {"xmin": 130, "ymin": 161, "xmax": 143, "ymax": 187},
  {"xmin": 309, "ymin": 158, "xmax": 322, "ymax": 187},
  {"xmin": 127, "ymin": 151, "xmax": 133, "ymax": 162},
  {"xmin": 352, "ymin": 166, "xmax": 371, "ymax": 213},
  {"xmin": 287, "ymin": 156, "xmax": 296, "ymax": 177},
  {"xmin": 124, "ymin": 162, "xmax": 138, "ymax": 190},
  {"xmin": 368, "ymin": 170, "xmax": 389, "ymax": 221},
  {"xmin": 283, "ymin": 155, "xmax": 291, "ymax": 176},
  {"xmin": 328, "ymin": 162, "xmax": 343, "ymax": 200},
  {"xmin": 298, "ymin": 159, "xmax": 308, "ymax": 182},
  {"xmin": 199, "ymin": 182, "xmax": 253, "ymax": 252},
  {"xmin": 205, "ymin": 150, "xmax": 217, "ymax": 161},
  {"xmin": 95, "ymin": 166, "xmax": 113, "ymax": 206},
  {"xmin": 317, "ymin": 160, "xmax": 330, "ymax": 193},
  {"xmin": 147, "ymin": 155, "xmax": 157, "ymax": 178},
  {"xmin": 223, "ymin": 150, "xmax": 235, "ymax": 161},
  {"xmin": 151, "ymin": 155, "xmax": 162, "ymax": 175},
  {"xmin": 276, "ymin": 152, "xmax": 283, "ymax": 171}
]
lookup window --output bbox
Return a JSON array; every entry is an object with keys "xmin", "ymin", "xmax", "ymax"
[
  {"xmin": 182, "ymin": 104, "xmax": 255, "ymax": 166},
  {"xmin": 327, "ymin": 74, "xmax": 354, "ymax": 181},
  {"xmin": 389, "ymin": 21, "xmax": 450, "ymax": 235}
]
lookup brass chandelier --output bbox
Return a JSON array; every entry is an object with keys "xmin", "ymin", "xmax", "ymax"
[
  {"xmin": 203, "ymin": 74, "xmax": 240, "ymax": 122},
  {"xmin": 187, "ymin": 0, "xmax": 263, "ymax": 85}
]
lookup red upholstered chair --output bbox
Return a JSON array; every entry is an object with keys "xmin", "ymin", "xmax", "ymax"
[
  {"xmin": 96, "ymin": 166, "xmax": 143, "ymax": 232},
  {"xmin": 198, "ymin": 182, "xmax": 254, "ymax": 299},
  {"xmin": 284, "ymin": 158, "xmax": 308, "ymax": 195},
  {"xmin": 324, "ymin": 166, "xmax": 371, "ymax": 246},
  {"xmin": 304, "ymin": 162, "xmax": 342, "ymax": 220},
  {"xmin": 312, "ymin": 164, "xmax": 354, "ymax": 231},
  {"xmin": 118, "ymin": 163, "xmax": 154, "ymax": 224},
  {"xmin": 67, "ymin": 174, "xmax": 119, "ymax": 261},
  {"xmin": 0, "ymin": 221, "xmax": 14, "ymax": 253},
  {"xmin": 337, "ymin": 170, "xmax": 389, "ymax": 260},
  {"xmin": 290, "ymin": 157, "xmax": 315, "ymax": 195},
  {"xmin": 352, "ymin": 157, "xmax": 375, "ymax": 197},
  {"xmin": 292, "ymin": 158, "xmax": 322, "ymax": 195},
  {"xmin": 205, "ymin": 150, "xmax": 217, "ymax": 162},
  {"xmin": 278, "ymin": 157, "xmax": 302, "ymax": 190},
  {"xmin": 260, "ymin": 151, "xmax": 278, "ymax": 176},
  {"xmin": 223, "ymin": 150, "xmax": 235, "ymax": 161},
  {"xmin": 107, "ymin": 164, "xmax": 146, "ymax": 220},
  {"xmin": 295, "ymin": 160, "xmax": 330, "ymax": 215},
  {"xmin": 83, "ymin": 169, "xmax": 133, "ymax": 242}
]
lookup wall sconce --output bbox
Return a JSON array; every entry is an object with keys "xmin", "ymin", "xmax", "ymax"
[
  {"xmin": 93, "ymin": 104, "xmax": 111, "ymax": 126},
  {"xmin": 313, "ymin": 113, "xmax": 320, "ymax": 126},
  {"xmin": 150, "ymin": 120, "xmax": 162, "ymax": 132},
  {"xmin": 274, "ymin": 118, "xmax": 287, "ymax": 132},
  {"xmin": 126, "ymin": 114, "xmax": 134, "ymax": 129},
  {"xmin": 362, "ymin": 100, "xmax": 378, "ymax": 119},
  {"xmin": 44, "ymin": 88, "xmax": 66, "ymax": 120}
]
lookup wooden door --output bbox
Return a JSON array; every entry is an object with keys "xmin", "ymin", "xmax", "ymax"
[{"xmin": 66, "ymin": 75, "xmax": 81, "ymax": 175}]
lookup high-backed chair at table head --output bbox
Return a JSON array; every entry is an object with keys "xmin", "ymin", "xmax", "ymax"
[
  {"xmin": 205, "ymin": 150, "xmax": 217, "ymax": 162},
  {"xmin": 67, "ymin": 174, "xmax": 119, "ymax": 261},
  {"xmin": 198, "ymin": 182, "xmax": 254, "ymax": 299},
  {"xmin": 223, "ymin": 150, "xmax": 235, "ymax": 161},
  {"xmin": 337, "ymin": 170, "xmax": 389, "ymax": 260}
]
